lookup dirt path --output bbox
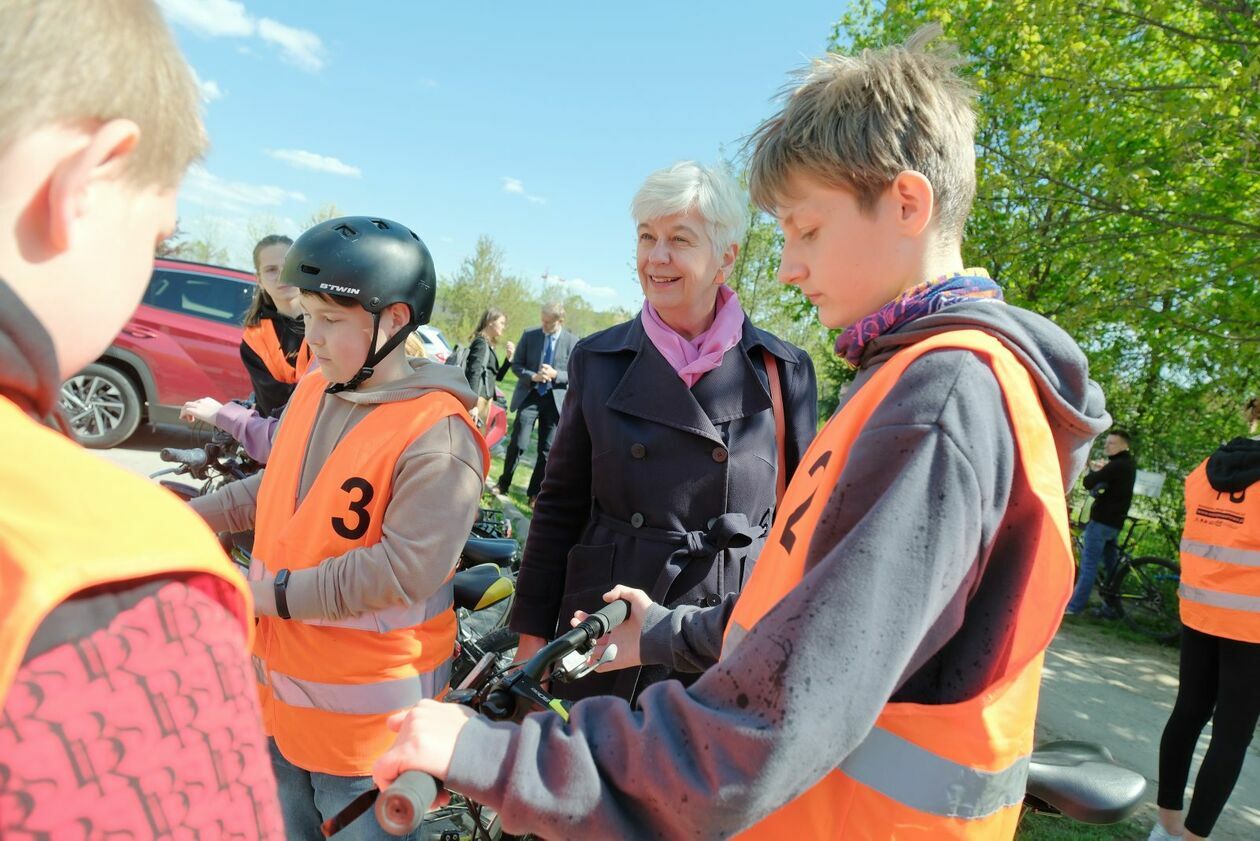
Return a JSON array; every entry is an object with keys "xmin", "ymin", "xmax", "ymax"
[{"xmin": 1036, "ymin": 622, "xmax": 1260, "ymax": 840}]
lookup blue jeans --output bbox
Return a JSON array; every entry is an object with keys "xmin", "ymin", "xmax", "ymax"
[
  {"xmin": 1067, "ymin": 520, "xmax": 1121, "ymax": 613},
  {"xmin": 269, "ymin": 739, "xmax": 420, "ymax": 841}
]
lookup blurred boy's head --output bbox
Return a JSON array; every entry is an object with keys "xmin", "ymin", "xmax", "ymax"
[
  {"xmin": 0, "ymin": 0, "xmax": 205, "ymax": 378},
  {"xmin": 748, "ymin": 25, "xmax": 977, "ymax": 329}
]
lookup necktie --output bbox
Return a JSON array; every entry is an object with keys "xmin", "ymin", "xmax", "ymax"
[{"xmin": 537, "ymin": 333, "xmax": 555, "ymax": 395}]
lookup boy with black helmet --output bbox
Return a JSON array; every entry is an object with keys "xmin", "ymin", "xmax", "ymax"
[{"xmin": 190, "ymin": 216, "xmax": 488, "ymax": 839}]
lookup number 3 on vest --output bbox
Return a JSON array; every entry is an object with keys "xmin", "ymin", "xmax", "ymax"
[{"xmin": 332, "ymin": 477, "xmax": 375, "ymax": 539}]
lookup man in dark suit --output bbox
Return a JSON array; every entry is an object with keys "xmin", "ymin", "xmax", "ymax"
[{"xmin": 496, "ymin": 302, "xmax": 577, "ymax": 505}]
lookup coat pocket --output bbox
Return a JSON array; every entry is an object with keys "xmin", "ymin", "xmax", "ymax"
[{"xmin": 556, "ymin": 543, "xmax": 617, "ymax": 630}]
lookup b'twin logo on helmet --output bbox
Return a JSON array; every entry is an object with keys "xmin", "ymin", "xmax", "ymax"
[{"xmin": 319, "ymin": 282, "xmax": 361, "ymax": 295}]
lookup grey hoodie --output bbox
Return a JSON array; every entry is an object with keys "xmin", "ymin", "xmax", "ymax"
[
  {"xmin": 443, "ymin": 300, "xmax": 1111, "ymax": 839},
  {"xmin": 190, "ymin": 358, "xmax": 485, "ymax": 622}
]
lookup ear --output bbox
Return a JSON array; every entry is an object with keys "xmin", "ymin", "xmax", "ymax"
[
  {"xmin": 46, "ymin": 119, "xmax": 142, "ymax": 251},
  {"xmin": 889, "ymin": 170, "xmax": 935, "ymax": 238},
  {"xmin": 382, "ymin": 302, "xmax": 412, "ymax": 335},
  {"xmin": 716, "ymin": 241, "xmax": 740, "ymax": 283}
]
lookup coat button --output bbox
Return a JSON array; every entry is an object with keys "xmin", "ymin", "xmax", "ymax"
[
  {"xmin": 630, "ymin": 443, "xmax": 646, "ymax": 459},
  {"xmin": 704, "ymin": 594, "xmax": 723, "ymax": 607},
  {"xmin": 630, "ymin": 512, "xmax": 645, "ymax": 528},
  {"xmin": 712, "ymin": 447, "xmax": 728, "ymax": 463}
]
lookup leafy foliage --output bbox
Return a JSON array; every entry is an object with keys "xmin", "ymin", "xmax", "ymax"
[{"xmin": 431, "ymin": 235, "xmax": 631, "ymax": 347}]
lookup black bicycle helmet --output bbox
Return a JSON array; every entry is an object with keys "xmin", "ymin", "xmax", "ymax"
[{"xmin": 283, "ymin": 216, "xmax": 436, "ymax": 392}]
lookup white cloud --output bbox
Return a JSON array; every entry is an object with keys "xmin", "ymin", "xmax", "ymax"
[
  {"xmin": 157, "ymin": 0, "xmax": 253, "ymax": 37},
  {"xmin": 257, "ymin": 18, "xmax": 326, "ymax": 72},
  {"xmin": 420, "ymin": 78, "xmax": 439, "ymax": 89},
  {"xmin": 266, "ymin": 148, "xmax": 361, "ymax": 178},
  {"xmin": 183, "ymin": 165, "xmax": 306, "ymax": 216},
  {"xmin": 542, "ymin": 273, "xmax": 617, "ymax": 300},
  {"xmin": 157, "ymin": 1, "xmax": 325, "ymax": 73},
  {"xmin": 502, "ymin": 176, "xmax": 546, "ymax": 205}
]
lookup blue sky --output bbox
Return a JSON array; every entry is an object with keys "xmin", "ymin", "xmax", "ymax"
[{"xmin": 158, "ymin": 0, "xmax": 848, "ymax": 312}]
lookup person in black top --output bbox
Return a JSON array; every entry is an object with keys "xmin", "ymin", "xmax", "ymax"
[
  {"xmin": 462, "ymin": 307, "xmax": 515, "ymax": 429},
  {"xmin": 238, "ymin": 235, "xmax": 305, "ymax": 417},
  {"xmin": 1066, "ymin": 428, "xmax": 1137, "ymax": 614}
]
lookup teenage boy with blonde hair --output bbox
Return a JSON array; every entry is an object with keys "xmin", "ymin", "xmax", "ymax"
[
  {"xmin": 375, "ymin": 25, "xmax": 1110, "ymax": 840},
  {"xmin": 0, "ymin": 1, "xmax": 282, "ymax": 836}
]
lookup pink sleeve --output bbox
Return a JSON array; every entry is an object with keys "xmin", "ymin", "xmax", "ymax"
[{"xmin": 214, "ymin": 402, "xmax": 278, "ymax": 463}]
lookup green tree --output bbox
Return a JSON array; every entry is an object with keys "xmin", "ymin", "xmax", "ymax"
[{"xmin": 830, "ymin": 0, "xmax": 1259, "ymax": 545}]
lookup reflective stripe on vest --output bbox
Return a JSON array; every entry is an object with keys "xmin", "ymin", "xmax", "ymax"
[
  {"xmin": 250, "ymin": 559, "xmax": 456, "ymax": 631},
  {"xmin": 251, "ymin": 370, "xmax": 488, "ymax": 775},
  {"xmin": 1178, "ymin": 583, "xmax": 1260, "ymax": 614},
  {"xmin": 1178, "ymin": 460, "xmax": 1260, "ymax": 642},
  {"xmin": 241, "ymin": 322, "xmax": 312, "ymax": 385},
  {"xmin": 255, "ymin": 656, "xmax": 452, "ymax": 715},
  {"xmin": 722, "ymin": 330, "xmax": 1072, "ymax": 840},
  {"xmin": 302, "ymin": 581, "xmax": 454, "ymax": 632},
  {"xmin": 839, "ymin": 726, "xmax": 1030, "ymax": 820},
  {"xmin": 1180, "ymin": 539, "xmax": 1260, "ymax": 568}
]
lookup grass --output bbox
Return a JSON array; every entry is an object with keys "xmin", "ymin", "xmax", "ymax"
[{"xmin": 1018, "ymin": 812, "xmax": 1148, "ymax": 840}]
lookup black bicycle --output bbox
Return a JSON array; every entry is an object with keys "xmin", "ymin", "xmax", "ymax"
[{"xmin": 1072, "ymin": 516, "xmax": 1182, "ymax": 643}]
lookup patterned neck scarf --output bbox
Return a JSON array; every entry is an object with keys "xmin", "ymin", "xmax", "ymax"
[{"xmin": 834, "ymin": 269, "xmax": 1003, "ymax": 368}]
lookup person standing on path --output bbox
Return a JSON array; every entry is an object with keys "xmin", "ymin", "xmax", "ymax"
[
  {"xmin": 496, "ymin": 302, "xmax": 576, "ymax": 506},
  {"xmin": 1148, "ymin": 398, "xmax": 1260, "ymax": 841},
  {"xmin": 1067, "ymin": 428, "xmax": 1137, "ymax": 616}
]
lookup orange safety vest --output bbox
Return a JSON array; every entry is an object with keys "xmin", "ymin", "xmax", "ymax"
[
  {"xmin": 0, "ymin": 397, "xmax": 252, "ymax": 702},
  {"xmin": 722, "ymin": 330, "xmax": 1073, "ymax": 840},
  {"xmin": 1178, "ymin": 459, "xmax": 1260, "ymax": 643},
  {"xmin": 241, "ymin": 321, "xmax": 313, "ymax": 385},
  {"xmin": 251, "ymin": 372, "xmax": 488, "ymax": 776}
]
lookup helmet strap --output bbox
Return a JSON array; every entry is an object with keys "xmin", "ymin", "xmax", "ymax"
[{"xmin": 325, "ymin": 312, "xmax": 414, "ymax": 394}]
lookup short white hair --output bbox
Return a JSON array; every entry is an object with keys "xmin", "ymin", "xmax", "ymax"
[{"xmin": 630, "ymin": 161, "xmax": 748, "ymax": 256}]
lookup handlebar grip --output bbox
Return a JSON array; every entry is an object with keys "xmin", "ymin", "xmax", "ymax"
[
  {"xmin": 159, "ymin": 447, "xmax": 208, "ymax": 468},
  {"xmin": 584, "ymin": 598, "xmax": 630, "ymax": 638},
  {"xmin": 375, "ymin": 771, "xmax": 438, "ymax": 836}
]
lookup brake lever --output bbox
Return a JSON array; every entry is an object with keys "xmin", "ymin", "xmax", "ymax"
[{"xmin": 553, "ymin": 644, "xmax": 619, "ymax": 683}]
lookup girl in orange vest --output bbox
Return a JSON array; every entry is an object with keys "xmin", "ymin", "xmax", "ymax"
[
  {"xmin": 1149, "ymin": 398, "xmax": 1260, "ymax": 841},
  {"xmin": 189, "ymin": 218, "xmax": 487, "ymax": 840},
  {"xmin": 180, "ymin": 235, "xmax": 311, "ymax": 458},
  {"xmin": 373, "ymin": 28, "xmax": 1111, "ymax": 841}
]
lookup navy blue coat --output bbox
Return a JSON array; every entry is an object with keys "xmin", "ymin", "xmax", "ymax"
[{"xmin": 509, "ymin": 315, "xmax": 818, "ymax": 700}]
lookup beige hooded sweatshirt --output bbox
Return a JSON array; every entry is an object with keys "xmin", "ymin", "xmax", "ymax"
[{"xmin": 190, "ymin": 358, "xmax": 485, "ymax": 622}]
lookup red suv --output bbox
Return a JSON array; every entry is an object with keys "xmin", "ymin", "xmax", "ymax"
[{"xmin": 60, "ymin": 258, "xmax": 256, "ymax": 448}]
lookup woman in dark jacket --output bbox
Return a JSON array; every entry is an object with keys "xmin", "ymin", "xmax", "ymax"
[
  {"xmin": 463, "ymin": 308, "xmax": 515, "ymax": 428},
  {"xmin": 509, "ymin": 162, "xmax": 818, "ymax": 702}
]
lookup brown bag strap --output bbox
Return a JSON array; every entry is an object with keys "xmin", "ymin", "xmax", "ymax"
[{"xmin": 761, "ymin": 347, "xmax": 787, "ymax": 507}]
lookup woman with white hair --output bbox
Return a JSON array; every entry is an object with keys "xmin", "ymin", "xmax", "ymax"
[{"xmin": 508, "ymin": 161, "xmax": 818, "ymax": 702}]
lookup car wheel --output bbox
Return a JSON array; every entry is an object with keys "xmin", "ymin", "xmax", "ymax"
[{"xmin": 60, "ymin": 363, "xmax": 143, "ymax": 448}]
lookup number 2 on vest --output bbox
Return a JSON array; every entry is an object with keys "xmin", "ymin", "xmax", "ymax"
[
  {"xmin": 777, "ymin": 450, "xmax": 833, "ymax": 553},
  {"xmin": 332, "ymin": 477, "xmax": 375, "ymax": 539}
]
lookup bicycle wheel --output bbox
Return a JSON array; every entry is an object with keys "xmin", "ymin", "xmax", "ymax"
[
  {"xmin": 451, "ymin": 626, "xmax": 519, "ymax": 689},
  {"xmin": 1115, "ymin": 556, "xmax": 1182, "ymax": 643}
]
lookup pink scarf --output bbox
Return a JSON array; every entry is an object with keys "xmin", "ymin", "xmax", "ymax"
[{"xmin": 642, "ymin": 285, "xmax": 746, "ymax": 388}]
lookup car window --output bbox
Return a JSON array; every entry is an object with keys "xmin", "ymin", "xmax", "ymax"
[{"xmin": 144, "ymin": 269, "xmax": 254, "ymax": 325}]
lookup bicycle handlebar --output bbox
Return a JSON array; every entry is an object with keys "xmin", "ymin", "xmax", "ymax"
[
  {"xmin": 523, "ymin": 598, "xmax": 629, "ymax": 681},
  {"xmin": 159, "ymin": 447, "xmax": 208, "ymax": 469},
  {"xmin": 373, "ymin": 598, "xmax": 631, "ymax": 836}
]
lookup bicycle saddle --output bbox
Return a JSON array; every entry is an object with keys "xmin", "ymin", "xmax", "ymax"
[
  {"xmin": 1025, "ymin": 740, "xmax": 1147, "ymax": 824},
  {"xmin": 462, "ymin": 536, "xmax": 518, "ymax": 568},
  {"xmin": 453, "ymin": 563, "xmax": 515, "ymax": 612}
]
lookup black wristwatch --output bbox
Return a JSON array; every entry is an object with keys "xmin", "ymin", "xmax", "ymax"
[{"xmin": 274, "ymin": 568, "xmax": 292, "ymax": 620}]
